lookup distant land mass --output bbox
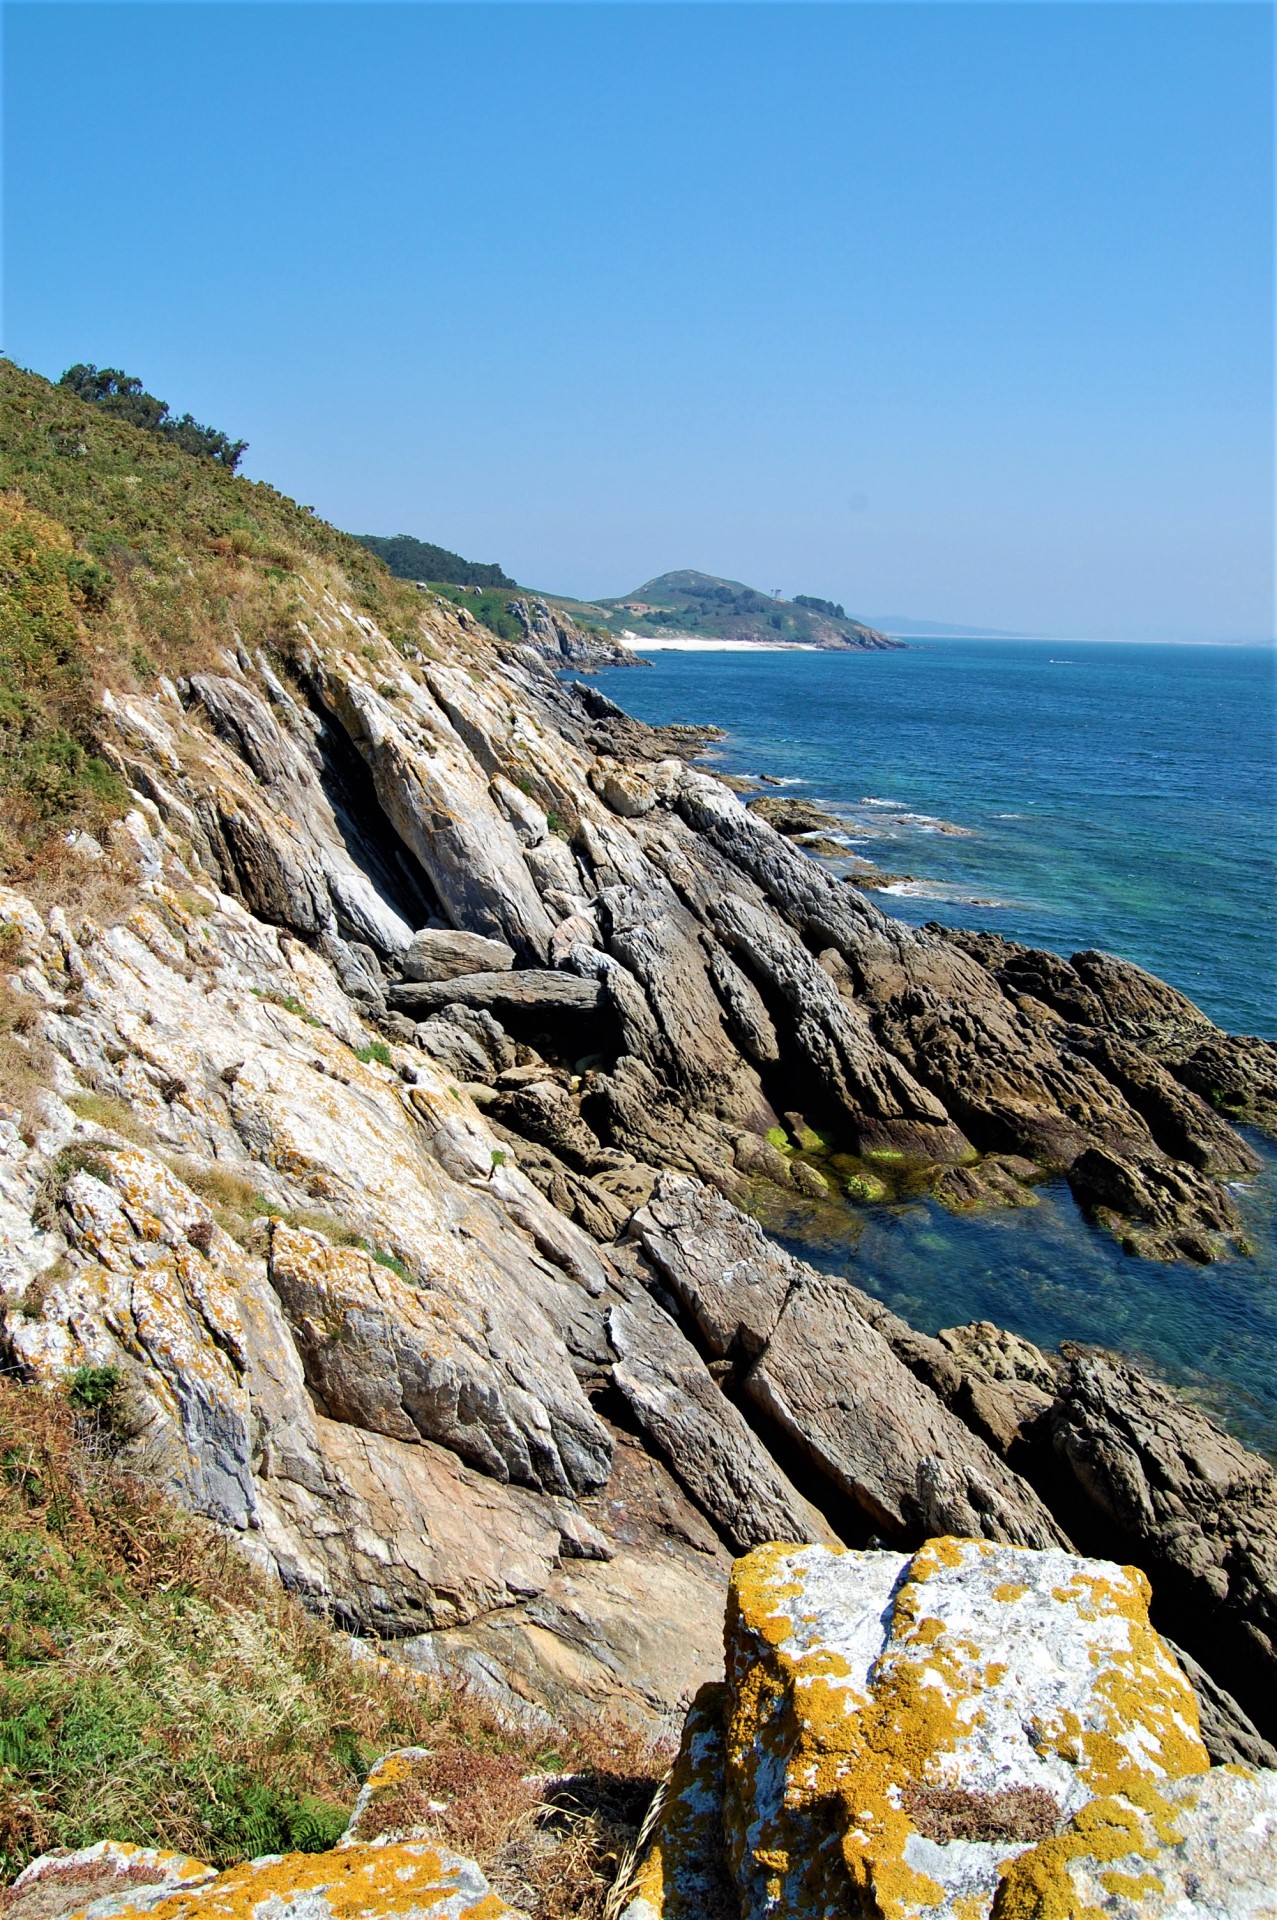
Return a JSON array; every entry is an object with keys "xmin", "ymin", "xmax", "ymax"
[
  {"xmin": 351, "ymin": 545, "xmax": 899, "ymax": 653},
  {"xmin": 549, "ymin": 570, "xmax": 898, "ymax": 651},
  {"xmin": 354, "ymin": 531, "xmax": 516, "ymax": 590}
]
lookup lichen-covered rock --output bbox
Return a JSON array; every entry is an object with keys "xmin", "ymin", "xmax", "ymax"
[
  {"xmin": 52, "ymin": 1842, "xmax": 526, "ymax": 1920},
  {"xmin": 4, "ymin": 1842, "xmax": 215, "ymax": 1920},
  {"xmin": 996, "ymin": 1765, "xmax": 1277, "ymax": 1917},
  {"xmin": 623, "ymin": 1536, "xmax": 1277, "ymax": 1920},
  {"xmin": 612, "ymin": 1685, "xmax": 733, "ymax": 1920}
]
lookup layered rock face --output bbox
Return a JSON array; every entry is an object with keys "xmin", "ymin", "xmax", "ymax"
[
  {"xmin": 2, "ymin": 560, "xmax": 1276, "ymax": 1755},
  {"xmin": 618, "ymin": 1538, "xmax": 1277, "ymax": 1919}
]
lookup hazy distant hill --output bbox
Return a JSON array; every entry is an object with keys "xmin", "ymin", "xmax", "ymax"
[{"xmin": 564, "ymin": 570, "xmax": 898, "ymax": 650}]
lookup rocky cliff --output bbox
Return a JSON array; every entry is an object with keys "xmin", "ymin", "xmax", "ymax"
[{"xmin": 2, "ymin": 359, "xmax": 1277, "ymax": 1793}]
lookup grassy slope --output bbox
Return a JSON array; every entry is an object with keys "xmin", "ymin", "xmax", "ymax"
[
  {"xmin": 0, "ymin": 1365, "xmax": 655, "ymax": 1907},
  {"xmin": 0, "ymin": 361, "xmax": 431, "ymax": 871}
]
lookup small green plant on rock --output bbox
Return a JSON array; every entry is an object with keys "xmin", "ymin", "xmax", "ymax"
[{"xmin": 354, "ymin": 1040, "xmax": 392, "ymax": 1068}]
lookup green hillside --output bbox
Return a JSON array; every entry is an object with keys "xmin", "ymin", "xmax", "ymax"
[
  {"xmin": 0, "ymin": 359, "xmax": 431, "ymax": 872},
  {"xmin": 354, "ymin": 532, "xmax": 516, "ymax": 590},
  {"xmin": 545, "ymin": 570, "xmax": 897, "ymax": 650}
]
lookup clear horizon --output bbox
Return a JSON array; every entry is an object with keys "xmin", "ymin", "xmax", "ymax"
[{"xmin": 5, "ymin": 1, "xmax": 1273, "ymax": 643}]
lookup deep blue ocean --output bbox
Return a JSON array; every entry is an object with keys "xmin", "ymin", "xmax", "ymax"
[{"xmin": 581, "ymin": 641, "xmax": 1277, "ymax": 1457}]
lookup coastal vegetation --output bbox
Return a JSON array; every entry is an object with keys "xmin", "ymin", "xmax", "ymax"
[
  {"xmin": 56, "ymin": 367, "xmax": 248, "ymax": 473},
  {"xmin": 0, "ymin": 1378, "xmax": 657, "ymax": 1912},
  {"xmin": 0, "ymin": 360, "xmax": 430, "ymax": 874},
  {"xmin": 354, "ymin": 532, "xmax": 516, "ymax": 590}
]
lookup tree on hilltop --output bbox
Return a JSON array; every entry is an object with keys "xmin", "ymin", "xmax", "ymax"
[{"xmin": 58, "ymin": 365, "xmax": 249, "ymax": 471}]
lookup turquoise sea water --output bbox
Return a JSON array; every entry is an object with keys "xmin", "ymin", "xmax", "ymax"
[{"xmin": 580, "ymin": 641, "xmax": 1277, "ymax": 1456}]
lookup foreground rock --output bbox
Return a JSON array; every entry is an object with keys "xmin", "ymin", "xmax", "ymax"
[
  {"xmin": 616, "ymin": 1537, "xmax": 1277, "ymax": 1919},
  {"xmin": 7, "ymin": 1780, "xmax": 528, "ymax": 1920}
]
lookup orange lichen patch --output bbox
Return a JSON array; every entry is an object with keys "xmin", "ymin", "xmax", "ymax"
[
  {"xmin": 60, "ymin": 1842, "xmax": 522, "ymax": 1920},
  {"xmin": 993, "ymin": 1584, "xmax": 1027, "ymax": 1604},
  {"xmin": 1099, "ymin": 1871, "xmax": 1164, "ymax": 1900},
  {"xmin": 989, "ymin": 1787, "xmax": 1185, "ymax": 1920}
]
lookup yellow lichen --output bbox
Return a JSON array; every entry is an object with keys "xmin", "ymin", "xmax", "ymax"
[{"xmin": 61, "ymin": 1842, "xmax": 516, "ymax": 1920}]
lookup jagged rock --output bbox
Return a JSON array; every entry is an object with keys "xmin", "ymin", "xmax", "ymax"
[
  {"xmin": 506, "ymin": 594, "xmax": 634, "ymax": 671},
  {"xmin": 620, "ymin": 1537, "xmax": 1277, "ymax": 1920},
  {"xmin": 401, "ymin": 927, "xmax": 515, "ymax": 982},
  {"xmin": 746, "ymin": 1276, "xmax": 1065, "ymax": 1549},
  {"xmin": 932, "ymin": 1153, "xmax": 1040, "ymax": 1213},
  {"xmin": 1047, "ymin": 1346, "xmax": 1277, "ymax": 1738},
  {"xmin": 1067, "ymin": 1141, "xmax": 1246, "ymax": 1261},
  {"xmin": 389, "ymin": 970, "xmax": 604, "ymax": 1017},
  {"xmin": 267, "ymin": 1221, "xmax": 611, "ymax": 1495},
  {"xmin": 744, "ymin": 795, "xmax": 844, "ymax": 836},
  {"xmin": 486, "ymin": 1081, "xmax": 607, "ymax": 1173},
  {"xmin": 590, "ymin": 758, "xmax": 659, "ymax": 818},
  {"xmin": 1165, "ymin": 1638, "xmax": 1277, "ymax": 1771},
  {"xmin": 608, "ymin": 1293, "xmax": 836, "ymax": 1554},
  {"xmin": 631, "ymin": 1176, "xmax": 1065, "ymax": 1549}
]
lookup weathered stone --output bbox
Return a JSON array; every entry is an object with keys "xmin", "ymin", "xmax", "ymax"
[
  {"xmin": 744, "ymin": 795, "xmax": 844, "ymax": 836},
  {"xmin": 608, "ymin": 1294, "xmax": 836, "ymax": 1554},
  {"xmin": 631, "ymin": 1175, "xmax": 1064, "ymax": 1551},
  {"xmin": 3, "ymin": 1843, "xmax": 215, "ymax": 1920},
  {"xmin": 389, "ymin": 970, "xmax": 604, "ymax": 1017},
  {"xmin": 745, "ymin": 1277, "xmax": 1066, "ymax": 1549},
  {"xmin": 57, "ymin": 1841, "xmax": 526, "ymax": 1920},
  {"xmin": 267, "ymin": 1221, "xmax": 611, "ymax": 1495},
  {"xmin": 623, "ymin": 1536, "xmax": 1277, "ymax": 1920},
  {"xmin": 612, "ymin": 1684, "xmax": 734, "ymax": 1920},
  {"xmin": 1048, "ymin": 1346, "xmax": 1277, "ymax": 1739},
  {"xmin": 401, "ymin": 927, "xmax": 515, "ymax": 982},
  {"xmin": 723, "ymin": 1538, "xmax": 1213, "ymax": 1920}
]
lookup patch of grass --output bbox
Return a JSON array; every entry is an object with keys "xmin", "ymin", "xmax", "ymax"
[
  {"xmin": 0, "ymin": 977, "xmax": 57, "ymax": 1145},
  {"xmin": 66, "ymin": 1091, "xmax": 151, "ymax": 1143},
  {"xmin": 369, "ymin": 1248, "xmax": 412, "ymax": 1284},
  {"xmin": 30, "ymin": 1146, "xmax": 117, "ymax": 1231},
  {"xmin": 65, "ymin": 1367, "xmax": 120, "ymax": 1414},
  {"xmin": 0, "ymin": 361, "xmax": 440, "ymax": 877},
  {"xmin": 353, "ymin": 1040, "xmax": 392, "ymax": 1068},
  {"xmin": 0, "ymin": 1381, "xmax": 662, "ymax": 1911},
  {"xmin": 169, "ymin": 1162, "xmax": 278, "ymax": 1247},
  {"xmin": 281, "ymin": 1208, "xmax": 366, "ymax": 1249}
]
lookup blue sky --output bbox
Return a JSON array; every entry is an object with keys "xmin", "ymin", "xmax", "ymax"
[{"xmin": 4, "ymin": 2, "xmax": 1273, "ymax": 639}]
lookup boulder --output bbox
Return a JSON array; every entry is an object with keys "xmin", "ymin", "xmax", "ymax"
[
  {"xmin": 616, "ymin": 1536, "xmax": 1277, "ymax": 1920},
  {"xmin": 2, "ymin": 1843, "xmax": 215, "ymax": 1920},
  {"xmin": 24, "ymin": 1843, "xmax": 526, "ymax": 1920},
  {"xmin": 401, "ymin": 928, "xmax": 515, "ymax": 983}
]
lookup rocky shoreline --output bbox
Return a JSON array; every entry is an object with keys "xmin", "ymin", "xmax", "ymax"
[{"xmin": 2, "ymin": 557, "xmax": 1276, "ymax": 1768}]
